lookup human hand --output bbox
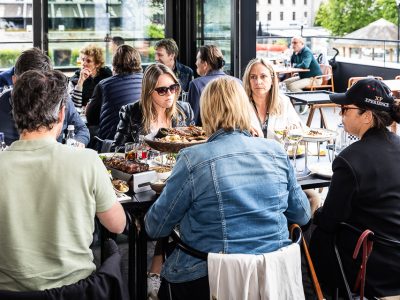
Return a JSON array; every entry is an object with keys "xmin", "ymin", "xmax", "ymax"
[
  {"xmin": 249, "ymin": 126, "xmax": 263, "ymax": 137},
  {"xmin": 78, "ymin": 68, "xmax": 91, "ymax": 86}
]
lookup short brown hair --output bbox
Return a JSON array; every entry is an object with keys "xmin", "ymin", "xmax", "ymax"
[
  {"xmin": 154, "ymin": 38, "xmax": 179, "ymax": 58},
  {"xmin": 12, "ymin": 70, "xmax": 68, "ymax": 133},
  {"xmin": 112, "ymin": 45, "xmax": 142, "ymax": 74},
  {"xmin": 198, "ymin": 45, "xmax": 225, "ymax": 71},
  {"xmin": 200, "ymin": 77, "xmax": 251, "ymax": 136},
  {"xmin": 14, "ymin": 48, "xmax": 52, "ymax": 76},
  {"xmin": 80, "ymin": 44, "xmax": 105, "ymax": 71}
]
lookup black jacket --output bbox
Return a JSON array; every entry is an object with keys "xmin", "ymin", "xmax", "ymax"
[
  {"xmin": 86, "ymin": 72, "xmax": 143, "ymax": 141},
  {"xmin": 69, "ymin": 67, "xmax": 112, "ymax": 107},
  {"xmin": 311, "ymin": 127, "xmax": 400, "ymax": 297},
  {"xmin": 113, "ymin": 101, "xmax": 194, "ymax": 147}
]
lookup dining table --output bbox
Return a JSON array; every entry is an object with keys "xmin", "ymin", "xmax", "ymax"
[
  {"xmin": 272, "ymin": 65, "xmax": 310, "ymax": 76},
  {"xmin": 101, "ymin": 165, "xmax": 332, "ymax": 300}
]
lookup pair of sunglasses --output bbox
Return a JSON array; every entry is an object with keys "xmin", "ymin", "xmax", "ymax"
[
  {"xmin": 154, "ymin": 83, "xmax": 180, "ymax": 96},
  {"xmin": 340, "ymin": 106, "xmax": 365, "ymax": 114}
]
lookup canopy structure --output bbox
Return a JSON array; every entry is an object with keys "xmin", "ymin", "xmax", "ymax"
[{"xmin": 332, "ymin": 18, "xmax": 398, "ymax": 61}]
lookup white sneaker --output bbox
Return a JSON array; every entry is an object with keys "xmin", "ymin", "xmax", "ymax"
[{"xmin": 147, "ymin": 273, "xmax": 161, "ymax": 300}]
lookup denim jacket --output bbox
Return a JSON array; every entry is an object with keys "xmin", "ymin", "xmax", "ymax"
[{"xmin": 145, "ymin": 129, "xmax": 310, "ymax": 283}]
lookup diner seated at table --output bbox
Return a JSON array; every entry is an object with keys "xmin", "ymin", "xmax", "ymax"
[
  {"xmin": 69, "ymin": 44, "xmax": 112, "ymax": 110},
  {"xmin": 310, "ymin": 79, "xmax": 400, "ymax": 298},
  {"xmin": 242, "ymin": 57, "xmax": 321, "ymax": 214},
  {"xmin": 113, "ymin": 63, "xmax": 193, "ymax": 147},
  {"xmin": 0, "ymin": 48, "xmax": 89, "ymax": 146},
  {"xmin": 283, "ymin": 36, "xmax": 322, "ymax": 93},
  {"xmin": 145, "ymin": 77, "xmax": 311, "ymax": 300},
  {"xmin": 0, "ymin": 69, "xmax": 126, "ymax": 291},
  {"xmin": 187, "ymin": 44, "xmax": 240, "ymax": 125},
  {"xmin": 85, "ymin": 45, "xmax": 143, "ymax": 147}
]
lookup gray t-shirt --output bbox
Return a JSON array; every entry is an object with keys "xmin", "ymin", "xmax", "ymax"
[{"xmin": 0, "ymin": 137, "xmax": 116, "ymax": 291}]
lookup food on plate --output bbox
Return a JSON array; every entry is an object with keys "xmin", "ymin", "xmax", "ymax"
[
  {"xmin": 150, "ymin": 166, "xmax": 172, "ymax": 173},
  {"xmin": 154, "ymin": 126, "xmax": 207, "ymax": 143},
  {"xmin": 287, "ymin": 145, "xmax": 305, "ymax": 156},
  {"xmin": 112, "ymin": 179, "xmax": 129, "ymax": 193},
  {"xmin": 103, "ymin": 156, "xmax": 149, "ymax": 174},
  {"xmin": 306, "ymin": 129, "xmax": 323, "ymax": 136}
]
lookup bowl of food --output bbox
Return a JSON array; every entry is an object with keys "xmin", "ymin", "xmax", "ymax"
[
  {"xmin": 150, "ymin": 180, "xmax": 166, "ymax": 194},
  {"xmin": 112, "ymin": 179, "xmax": 129, "ymax": 196},
  {"xmin": 151, "ymin": 166, "xmax": 172, "ymax": 181}
]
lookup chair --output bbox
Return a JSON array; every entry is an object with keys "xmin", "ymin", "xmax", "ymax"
[
  {"xmin": 165, "ymin": 225, "xmax": 310, "ymax": 300},
  {"xmin": 333, "ymin": 222, "xmax": 400, "ymax": 300},
  {"xmin": 347, "ymin": 76, "xmax": 383, "ymax": 89},
  {"xmin": 305, "ymin": 64, "xmax": 335, "ymax": 92},
  {"xmin": 0, "ymin": 239, "xmax": 129, "ymax": 300}
]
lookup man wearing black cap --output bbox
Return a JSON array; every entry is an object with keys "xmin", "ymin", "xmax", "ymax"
[{"xmin": 310, "ymin": 79, "xmax": 400, "ymax": 298}]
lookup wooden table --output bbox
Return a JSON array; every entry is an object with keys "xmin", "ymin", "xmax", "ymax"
[
  {"xmin": 273, "ymin": 65, "xmax": 310, "ymax": 76},
  {"xmin": 286, "ymin": 91, "xmax": 336, "ymax": 128}
]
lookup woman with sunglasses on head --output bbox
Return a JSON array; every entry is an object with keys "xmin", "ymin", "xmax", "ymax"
[
  {"xmin": 114, "ymin": 63, "xmax": 193, "ymax": 147},
  {"xmin": 310, "ymin": 79, "xmax": 400, "ymax": 298},
  {"xmin": 69, "ymin": 44, "xmax": 112, "ymax": 110}
]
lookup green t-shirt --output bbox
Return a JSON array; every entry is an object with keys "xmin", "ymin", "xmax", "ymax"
[{"xmin": 0, "ymin": 137, "xmax": 116, "ymax": 291}]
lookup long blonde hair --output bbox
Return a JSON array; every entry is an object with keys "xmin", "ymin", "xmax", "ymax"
[
  {"xmin": 200, "ymin": 77, "xmax": 251, "ymax": 136},
  {"xmin": 242, "ymin": 58, "xmax": 282, "ymax": 116},
  {"xmin": 140, "ymin": 63, "xmax": 183, "ymax": 134}
]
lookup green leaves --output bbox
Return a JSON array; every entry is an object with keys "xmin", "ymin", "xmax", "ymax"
[{"xmin": 315, "ymin": 0, "xmax": 398, "ymax": 36}]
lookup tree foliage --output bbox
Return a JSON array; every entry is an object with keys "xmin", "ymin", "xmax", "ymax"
[{"xmin": 315, "ymin": 0, "xmax": 398, "ymax": 36}]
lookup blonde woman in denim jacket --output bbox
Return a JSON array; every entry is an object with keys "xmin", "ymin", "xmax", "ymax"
[{"xmin": 145, "ymin": 77, "xmax": 310, "ymax": 300}]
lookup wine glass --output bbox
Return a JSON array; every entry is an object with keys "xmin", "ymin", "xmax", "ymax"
[
  {"xmin": 274, "ymin": 126, "xmax": 288, "ymax": 147},
  {"xmin": 285, "ymin": 128, "xmax": 304, "ymax": 173}
]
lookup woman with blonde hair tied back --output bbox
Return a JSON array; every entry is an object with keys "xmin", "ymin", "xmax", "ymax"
[{"xmin": 145, "ymin": 77, "xmax": 310, "ymax": 299}]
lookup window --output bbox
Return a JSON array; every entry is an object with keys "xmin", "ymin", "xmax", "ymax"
[
  {"xmin": 304, "ymin": 11, "xmax": 307, "ymax": 18},
  {"xmin": 292, "ymin": 12, "xmax": 296, "ymax": 21},
  {"xmin": 304, "ymin": 0, "xmax": 307, "ymax": 4},
  {"xmin": 267, "ymin": 12, "xmax": 271, "ymax": 21},
  {"xmin": 0, "ymin": 0, "xmax": 33, "ymax": 68},
  {"xmin": 256, "ymin": 12, "xmax": 259, "ymax": 21},
  {"xmin": 280, "ymin": 0, "xmax": 283, "ymax": 5},
  {"xmin": 292, "ymin": 0, "xmax": 296, "ymax": 4},
  {"xmin": 47, "ymin": 0, "xmax": 166, "ymax": 68},
  {"xmin": 268, "ymin": 0, "xmax": 271, "ymax": 3},
  {"xmin": 280, "ymin": 12, "xmax": 283, "ymax": 20}
]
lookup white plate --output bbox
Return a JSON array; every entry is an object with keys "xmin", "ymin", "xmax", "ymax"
[
  {"xmin": 303, "ymin": 128, "xmax": 337, "ymax": 141},
  {"xmin": 308, "ymin": 162, "xmax": 333, "ymax": 178}
]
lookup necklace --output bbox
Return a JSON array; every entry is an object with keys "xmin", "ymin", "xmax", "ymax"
[{"xmin": 252, "ymin": 101, "xmax": 269, "ymax": 138}]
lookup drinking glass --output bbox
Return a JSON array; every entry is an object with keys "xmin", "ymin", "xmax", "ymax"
[
  {"xmin": 125, "ymin": 142, "xmax": 137, "ymax": 160},
  {"xmin": 286, "ymin": 128, "xmax": 304, "ymax": 172}
]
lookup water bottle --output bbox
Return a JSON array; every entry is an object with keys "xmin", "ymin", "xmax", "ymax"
[
  {"xmin": 66, "ymin": 125, "xmax": 78, "ymax": 147},
  {"xmin": 0, "ymin": 132, "xmax": 6, "ymax": 151},
  {"xmin": 336, "ymin": 124, "xmax": 347, "ymax": 151}
]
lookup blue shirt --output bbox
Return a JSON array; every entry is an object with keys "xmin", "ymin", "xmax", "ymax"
[
  {"xmin": 291, "ymin": 46, "xmax": 322, "ymax": 79},
  {"xmin": 188, "ymin": 70, "xmax": 239, "ymax": 125},
  {"xmin": 0, "ymin": 90, "xmax": 90, "ymax": 146},
  {"xmin": 145, "ymin": 129, "xmax": 311, "ymax": 283}
]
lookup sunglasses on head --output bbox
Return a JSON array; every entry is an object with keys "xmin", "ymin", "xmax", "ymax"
[{"xmin": 154, "ymin": 83, "xmax": 180, "ymax": 96}]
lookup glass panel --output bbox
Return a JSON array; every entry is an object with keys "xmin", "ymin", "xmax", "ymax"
[
  {"xmin": 195, "ymin": 0, "xmax": 232, "ymax": 75},
  {"xmin": 48, "ymin": 0, "xmax": 165, "ymax": 68},
  {"xmin": 0, "ymin": 0, "xmax": 33, "ymax": 69}
]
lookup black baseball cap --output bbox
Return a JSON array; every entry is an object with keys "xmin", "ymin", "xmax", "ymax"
[{"xmin": 329, "ymin": 78, "xmax": 394, "ymax": 112}]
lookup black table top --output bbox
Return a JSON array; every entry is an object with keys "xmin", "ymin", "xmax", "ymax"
[{"xmin": 285, "ymin": 90, "xmax": 334, "ymax": 104}]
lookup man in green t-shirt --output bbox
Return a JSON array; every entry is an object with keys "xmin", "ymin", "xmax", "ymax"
[{"xmin": 0, "ymin": 69, "xmax": 126, "ymax": 291}]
